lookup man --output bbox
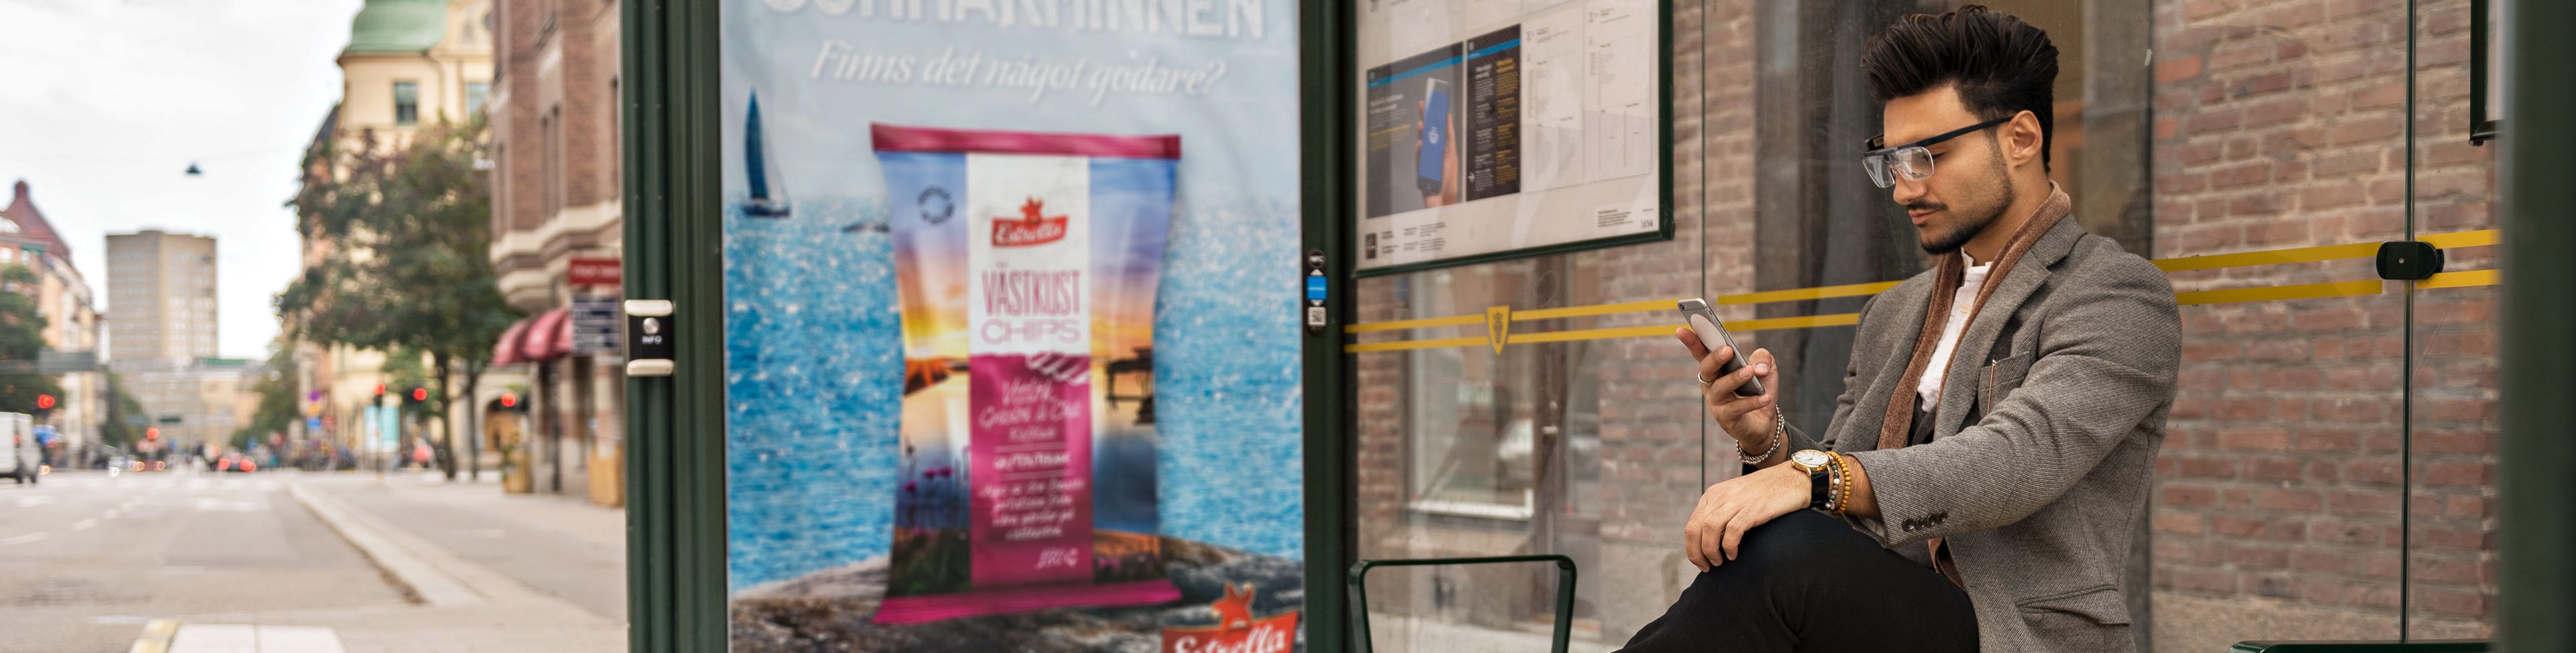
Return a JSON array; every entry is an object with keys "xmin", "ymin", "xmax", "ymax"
[{"xmin": 1619, "ymin": 6, "xmax": 2180, "ymax": 652}]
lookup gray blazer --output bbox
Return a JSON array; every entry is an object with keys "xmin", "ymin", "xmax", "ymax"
[{"xmin": 1776, "ymin": 217, "xmax": 2180, "ymax": 652}]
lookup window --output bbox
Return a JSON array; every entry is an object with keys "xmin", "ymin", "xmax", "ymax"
[
  {"xmin": 467, "ymin": 82, "xmax": 490, "ymax": 116},
  {"xmin": 394, "ymin": 80, "xmax": 420, "ymax": 125}
]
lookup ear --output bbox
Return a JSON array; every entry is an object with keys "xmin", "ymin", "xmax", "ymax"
[{"xmin": 2004, "ymin": 109, "xmax": 2045, "ymax": 169}]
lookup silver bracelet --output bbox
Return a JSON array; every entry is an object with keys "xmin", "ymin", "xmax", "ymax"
[{"xmin": 1735, "ymin": 412, "xmax": 1786, "ymax": 465}]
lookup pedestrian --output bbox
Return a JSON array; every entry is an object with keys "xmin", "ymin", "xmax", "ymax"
[{"xmin": 1617, "ymin": 6, "xmax": 2182, "ymax": 652}]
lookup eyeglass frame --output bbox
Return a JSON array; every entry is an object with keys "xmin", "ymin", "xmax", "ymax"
[{"xmin": 1860, "ymin": 115, "xmax": 2017, "ymax": 188}]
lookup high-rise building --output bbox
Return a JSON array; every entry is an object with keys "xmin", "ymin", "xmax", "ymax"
[
  {"xmin": 103, "ymin": 229, "xmax": 235, "ymax": 451},
  {"xmin": 105, "ymin": 230, "xmax": 217, "ymax": 361}
]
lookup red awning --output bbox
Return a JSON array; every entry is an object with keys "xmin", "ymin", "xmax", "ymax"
[
  {"xmin": 519, "ymin": 307, "xmax": 573, "ymax": 363},
  {"xmin": 490, "ymin": 317, "xmax": 532, "ymax": 365}
]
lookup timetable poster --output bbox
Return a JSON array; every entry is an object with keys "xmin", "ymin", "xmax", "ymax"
[{"xmin": 1355, "ymin": 0, "xmax": 1664, "ymax": 272}]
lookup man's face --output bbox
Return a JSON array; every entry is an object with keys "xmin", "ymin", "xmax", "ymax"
[{"xmin": 1880, "ymin": 85, "xmax": 2014, "ymax": 255}]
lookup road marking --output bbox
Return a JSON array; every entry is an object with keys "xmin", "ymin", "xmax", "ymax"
[
  {"xmin": 72, "ymin": 518, "xmax": 95, "ymax": 530},
  {"xmin": 194, "ymin": 498, "xmax": 265, "ymax": 512},
  {"xmin": 0, "ymin": 532, "xmax": 48, "ymax": 546},
  {"xmin": 12, "ymin": 495, "xmax": 56, "ymax": 507}
]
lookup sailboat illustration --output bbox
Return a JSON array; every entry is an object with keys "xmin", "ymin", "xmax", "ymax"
[{"xmin": 743, "ymin": 91, "xmax": 792, "ymax": 218}]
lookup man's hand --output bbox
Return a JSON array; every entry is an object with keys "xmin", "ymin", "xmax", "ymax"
[
  {"xmin": 1674, "ymin": 328, "xmax": 1782, "ymax": 459},
  {"xmin": 1682, "ymin": 462, "xmax": 1811, "ymax": 572}
]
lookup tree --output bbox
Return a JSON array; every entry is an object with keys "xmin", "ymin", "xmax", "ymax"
[
  {"xmin": 96, "ymin": 371, "xmax": 146, "ymax": 450},
  {"xmin": 233, "ymin": 343, "xmax": 299, "ymax": 452},
  {"xmin": 280, "ymin": 118, "xmax": 519, "ymax": 481},
  {"xmin": 0, "ymin": 264, "xmax": 63, "ymax": 413}
]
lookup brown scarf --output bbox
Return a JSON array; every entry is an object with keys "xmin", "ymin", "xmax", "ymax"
[{"xmin": 1872, "ymin": 184, "xmax": 2070, "ymax": 585}]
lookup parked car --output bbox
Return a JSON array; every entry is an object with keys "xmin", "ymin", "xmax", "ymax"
[{"xmin": 3, "ymin": 412, "xmax": 36, "ymax": 484}]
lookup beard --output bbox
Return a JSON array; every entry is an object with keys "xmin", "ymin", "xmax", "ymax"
[{"xmin": 1907, "ymin": 139, "xmax": 2016, "ymax": 254}]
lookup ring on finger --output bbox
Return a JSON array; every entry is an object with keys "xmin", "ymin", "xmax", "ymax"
[{"xmin": 1697, "ymin": 369, "xmax": 1719, "ymax": 385}]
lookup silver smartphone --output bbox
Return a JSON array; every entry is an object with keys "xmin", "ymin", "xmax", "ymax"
[{"xmin": 1678, "ymin": 298, "xmax": 1764, "ymax": 398}]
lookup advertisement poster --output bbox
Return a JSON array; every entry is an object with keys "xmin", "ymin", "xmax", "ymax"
[
  {"xmin": 1354, "ymin": 0, "xmax": 1663, "ymax": 272},
  {"xmin": 719, "ymin": 1, "xmax": 1305, "ymax": 651}
]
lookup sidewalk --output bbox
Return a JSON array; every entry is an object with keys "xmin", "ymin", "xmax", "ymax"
[{"xmin": 145, "ymin": 470, "xmax": 628, "ymax": 653}]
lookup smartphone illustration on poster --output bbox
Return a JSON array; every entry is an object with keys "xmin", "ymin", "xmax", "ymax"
[{"xmin": 1416, "ymin": 77, "xmax": 1450, "ymax": 196}]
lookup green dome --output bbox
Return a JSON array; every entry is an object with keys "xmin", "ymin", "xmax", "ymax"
[{"xmin": 344, "ymin": 0, "xmax": 447, "ymax": 55}]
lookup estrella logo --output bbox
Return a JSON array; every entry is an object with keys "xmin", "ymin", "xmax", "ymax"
[{"xmin": 993, "ymin": 196, "xmax": 1069, "ymax": 247}]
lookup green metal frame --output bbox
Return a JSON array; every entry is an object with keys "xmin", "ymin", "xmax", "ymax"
[
  {"xmin": 616, "ymin": 1, "xmax": 2576, "ymax": 652},
  {"xmin": 2498, "ymin": 0, "xmax": 2576, "ymax": 650},
  {"xmin": 1299, "ymin": 0, "xmax": 1357, "ymax": 650},
  {"xmin": 623, "ymin": 0, "xmax": 729, "ymax": 650},
  {"xmin": 1347, "ymin": 555, "xmax": 1578, "ymax": 653},
  {"xmin": 1303, "ymin": 1, "xmax": 1675, "ymax": 650},
  {"xmin": 2467, "ymin": 0, "xmax": 2498, "ymax": 143}
]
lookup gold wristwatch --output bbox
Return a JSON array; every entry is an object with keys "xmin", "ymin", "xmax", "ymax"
[{"xmin": 1789, "ymin": 449, "xmax": 1835, "ymax": 512}]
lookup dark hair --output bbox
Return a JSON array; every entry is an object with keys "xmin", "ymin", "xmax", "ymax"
[{"xmin": 1861, "ymin": 5, "xmax": 2058, "ymax": 169}]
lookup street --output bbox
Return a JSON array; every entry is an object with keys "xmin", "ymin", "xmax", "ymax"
[{"xmin": 0, "ymin": 468, "xmax": 625, "ymax": 653}]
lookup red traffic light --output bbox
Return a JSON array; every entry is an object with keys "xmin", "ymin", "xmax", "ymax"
[
  {"xmin": 498, "ymin": 392, "xmax": 517, "ymax": 408},
  {"xmin": 34, "ymin": 394, "xmax": 53, "ymax": 410},
  {"xmin": 374, "ymin": 383, "xmax": 386, "ymax": 396},
  {"xmin": 145, "ymin": 427, "xmax": 160, "ymax": 440},
  {"xmin": 411, "ymin": 387, "xmax": 429, "ymax": 402}
]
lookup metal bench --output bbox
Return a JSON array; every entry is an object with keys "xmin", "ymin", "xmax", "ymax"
[{"xmin": 1348, "ymin": 554, "xmax": 1579, "ymax": 653}]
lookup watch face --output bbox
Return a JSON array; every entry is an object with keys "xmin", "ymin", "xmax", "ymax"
[{"xmin": 1791, "ymin": 449, "xmax": 1831, "ymax": 470}]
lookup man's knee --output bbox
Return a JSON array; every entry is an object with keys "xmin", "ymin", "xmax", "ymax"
[
  {"xmin": 1680, "ymin": 510, "xmax": 1872, "ymax": 596},
  {"xmin": 1730, "ymin": 510, "xmax": 1875, "ymax": 570}
]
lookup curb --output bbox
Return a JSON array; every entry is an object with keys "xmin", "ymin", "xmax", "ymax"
[
  {"xmin": 286, "ymin": 481, "xmax": 486, "ymax": 607},
  {"xmin": 127, "ymin": 619, "xmax": 177, "ymax": 653}
]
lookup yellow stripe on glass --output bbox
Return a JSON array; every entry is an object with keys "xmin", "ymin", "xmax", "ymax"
[{"xmin": 1338, "ymin": 231, "xmax": 2504, "ymax": 353}]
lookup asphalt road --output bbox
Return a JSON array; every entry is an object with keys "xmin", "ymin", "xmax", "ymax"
[{"xmin": 0, "ymin": 467, "xmax": 409, "ymax": 653}]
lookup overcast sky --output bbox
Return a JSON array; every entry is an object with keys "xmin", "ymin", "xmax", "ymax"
[{"xmin": 0, "ymin": 0, "xmax": 365, "ymax": 359}]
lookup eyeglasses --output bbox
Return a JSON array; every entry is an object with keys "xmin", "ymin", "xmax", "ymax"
[{"xmin": 1861, "ymin": 116, "xmax": 2014, "ymax": 188}]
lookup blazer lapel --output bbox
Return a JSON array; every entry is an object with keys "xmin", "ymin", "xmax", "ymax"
[
  {"xmin": 1833, "ymin": 278, "xmax": 1933, "ymax": 454},
  {"xmin": 1933, "ymin": 218, "xmax": 2088, "ymax": 436}
]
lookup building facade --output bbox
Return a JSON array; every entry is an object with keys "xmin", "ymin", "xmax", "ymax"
[
  {"xmin": 486, "ymin": 0, "xmax": 624, "ymax": 506},
  {"xmin": 103, "ymin": 230, "xmax": 216, "ymax": 362},
  {"xmin": 1, "ymin": 180, "xmax": 103, "ymax": 465},
  {"xmin": 102, "ymin": 230, "xmax": 239, "ymax": 453},
  {"xmin": 295, "ymin": 0, "xmax": 500, "ymax": 465}
]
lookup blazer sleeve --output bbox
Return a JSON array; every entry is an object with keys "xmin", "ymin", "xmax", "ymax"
[
  {"xmin": 1746, "ymin": 294, "xmax": 1878, "ymax": 474},
  {"xmin": 1843, "ymin": 258, "xmax": 2180, "ymax": 547}
]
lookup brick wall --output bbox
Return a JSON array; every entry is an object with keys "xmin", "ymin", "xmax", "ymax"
[
  {"xmin": 1346, "ymin": 0, "xmax": 2499, "ymax": 648},
  {"xmin": 2149, "ymin": 0, "xmax": 2497, "ymax": 646}
]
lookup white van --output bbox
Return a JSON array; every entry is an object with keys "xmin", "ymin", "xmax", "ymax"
[{"xmin": 3, "ymin": 412, "xmax": 36, "ymax": 484}]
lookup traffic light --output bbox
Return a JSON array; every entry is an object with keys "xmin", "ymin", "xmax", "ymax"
[
  {"xmin": 33, "ymin": 394, "xmax": 54, "ymax": 418},
  {"xmin": 498, "ymin": 391, "xmax": 519, "ymax": 410},
  {"xmin": 374, "ymin": 383, "xmax": 386, "ymax": 398},
  {"xmin": 409, "ymin": 387, "xmax": 429, "ymax": 403},
  {"xmin": 145, "ymin": 427, "xmax": 160, "ymax": 441}
]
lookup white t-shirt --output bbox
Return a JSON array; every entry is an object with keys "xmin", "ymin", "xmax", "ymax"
[{"xmin": 1916, "ymin": 252, "xmax": 1990, "ymax": 411}]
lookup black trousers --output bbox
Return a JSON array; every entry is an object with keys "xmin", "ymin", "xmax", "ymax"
[{"xmin": 1617, "ymin": 510, "xmax": 1978, "ymax": 652}]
